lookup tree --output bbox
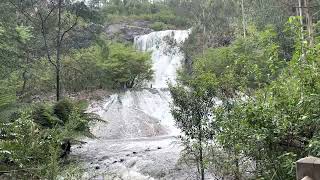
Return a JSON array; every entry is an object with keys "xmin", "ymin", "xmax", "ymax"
[
  {"xmin": 102, "ymin": 43, "xmax": 153, "ymax": 88},
  {"xmin": 181, "ymin": 0, "xmax": 238, "ymax": 49},
  {"xmin": 291, "ymin": 0, "xmax": 315, "ymax": 47},
  {"xmin": 214, "ymin": 51, "xmax": 320, "ymax": 178},
  {"xmin": 176, "ymin": 25, "xmax": 285, "ymax": 179},
  {"xmin": 241, "ymin": 0, "xmax": 246, "ymax": 38},
  {"xmin": 169, "ymin": 73, "xmax": 216, "ymax": 180},
  {"xmin": 10, "ymin": 0, "xmax": 83, "ymax": 101},
  {"xmin": 182, "ymin": 12, "xmax": 320, "ymax": 179},
  {"xmin": 0, "ymin": 22, "xmax": 34, "ymax": 118},
  {"xmin": 177, "ymin": 0, "xmax": 240, "ymax": 77}
]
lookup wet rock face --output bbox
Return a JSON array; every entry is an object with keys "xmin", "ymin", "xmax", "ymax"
[
  {"xmin": 65, "ymin": 23, "xmax": 104, "ymax": 50},
  {"xmin": 105, "ymin": 20, "xmax": 153, "ymax": 43}
]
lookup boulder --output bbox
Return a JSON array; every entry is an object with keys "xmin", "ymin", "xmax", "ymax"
[{"xmin": 105, "ymin": 20, "xmax": 153, "ymax": 42}]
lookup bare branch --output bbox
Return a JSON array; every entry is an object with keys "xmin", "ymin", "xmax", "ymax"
[
  {"xmin": 38, "ymin": 12, "xmax": 57, "ymax": 68},
  {"xmin": 60, "ymin": 16, "xmax": 78, "ymax": 43},
  {"xmin": 8, "ymin": 0, "xmax": 37, "ymax": 24},
  {"xmin": 60, "ymin": 2, "xmax": 82, "ymax": 43},
  {"xmin": 43, "ymin": 4, "xmax": 56, "ymax": 22}
]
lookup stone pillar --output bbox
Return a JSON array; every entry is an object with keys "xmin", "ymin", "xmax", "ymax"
[{"xmin": 296, "ymin": 156, "xmax": 320, "ymax": 180}]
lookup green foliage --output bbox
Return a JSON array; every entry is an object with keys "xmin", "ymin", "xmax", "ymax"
[
  {"xmin": 169, "ymin": 67, "xmax": 217, "ymax": 178},
  {"xmin": 169, "ymin": 80, "xmax": 216, "ymax": 139},
  {"xmin": 33, "ymin": 104, "xmax": 63, "ymax": 128},
  {"xmin": 104, "ymin": 43, "xmax": 153, "ymax": 88},
  {"xmin": 0, "ymin": 25, "xmax": 30, "ymax": 76},
  {"xmin": 192, "ymin": 26, "xmax": 284, "ymax": 96},
  {"xmin": 101, "ymin": 1, "xmax": 189, "ymax": 29},
  {"xmin": 53, "ymin": 99, "xmax": 74, "ymax": 123},
  {"xmin": 0, "ymin": 99, "xmax": 100, "ymax": 179},
  {"xmin": 214, "ymin": 56, "xmax": 320, "ymax": 179},
  {"xmin": 63, "ymin": 41, "xmax": 153, "ymax": 90},
  {"xmin": 0, "ymin": 24, "xmax": 33, "ymax": 119},
  {"xmin": 174, "ymin": 16, "xmax": 320, "ymax": 179},
  {"xmin": 0, "ymin": 84, "xmax": 16, "ymax": 110},
  {"xmin": 150, "ymin": 22, "xmax": 170, "ymax": 31}
]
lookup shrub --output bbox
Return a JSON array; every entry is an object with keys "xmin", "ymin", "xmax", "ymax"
[
  {"xmin": 0, "ymin": 99, "xmax": 100, "ymax": 179},
  {"xmin": 63, "ymin": 42, "xmax": 152, "ymax": 90},
  {"xmin": 150, "ymin": 22, "xmax": 168, "ymax": 31}
]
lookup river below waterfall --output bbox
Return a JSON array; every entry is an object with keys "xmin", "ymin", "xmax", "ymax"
[{"xmin": 72, "ymin": 29, "xmax": 204, "ymax": 179}]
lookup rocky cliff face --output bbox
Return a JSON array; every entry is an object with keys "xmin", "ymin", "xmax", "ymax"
[{"xmin": 104, "ymin": 20, "xmax": 154, "ymax": 43}]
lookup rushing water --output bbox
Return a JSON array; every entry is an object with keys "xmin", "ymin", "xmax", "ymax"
[{"xmin": 72, "ymin": 30, "xmax": 198, "ymax": 179}]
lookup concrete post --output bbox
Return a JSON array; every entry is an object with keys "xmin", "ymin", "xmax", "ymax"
[{"xmin": 296, "ymin": 156, "xmax": 320, "ymax": 180}]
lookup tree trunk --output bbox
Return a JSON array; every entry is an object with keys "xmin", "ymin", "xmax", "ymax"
[
  {"xmin": 202, "ymin": 7, "xmax": 206, "ymax": 55},
  {"xmin": 298, "ymin": 0, "xmax": 304, "ymax": 38},
  {"xmin": 198, "ymin": 121, "xmax": 205, "ymax": 180},
  {"xmin": 305, "ymin": 0, "xmax": 313, "ymax": 45},
  {"xmin": 56, "ymin": 68, "xmax": 61, "ymax": 101},
  {"xmin": 199, "ymin": 140, "xmax": 205, "ymax": 180},
  {"xmin": 234, "ymin": 154, "xmax": 240, "ymax": 180},
  {"xmin": 298, "ymin": 0, "xmax": 306, "ymax": 60},
  {"xmin": 56, "ymin": 0, "xmax": 62, "ymax": 101},
  {"xmin": 241, "ymin": 0, "xmax": 246, "ymax": 38},
  {"xmin": 21, "ymin": 69, "xmax": 27, "ymax": 95}
]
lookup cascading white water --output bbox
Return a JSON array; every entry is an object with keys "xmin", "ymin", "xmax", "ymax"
[
  {"xmin": 73, "ymin": 30, "xmax": 197, "ymax": 180},
  {"xmin": 91, "ymin": 30, "xmax": 191, "ymax": 139},
  {"xmin": 135, "ymin": 30, "xmax": 190, "ymax": 89}
]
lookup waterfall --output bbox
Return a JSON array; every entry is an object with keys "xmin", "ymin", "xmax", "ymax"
[
  {"xmin": 91, "ymin": 30, "xmax": 190, "ymax": 139},
  {"xmin": 135, "ymin": 30, "xmax": 190, "ymax": 89},
  {"xmin": 73, "ymin": 30, "xmax": 198, "ymax": 180}
]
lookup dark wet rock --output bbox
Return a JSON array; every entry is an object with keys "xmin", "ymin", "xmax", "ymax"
[
  {"xmin": 112, "ymin": 160, "xmax": 118, "ymax": 164},
  {"xmin": 157, "ymin": 146, "xmax": 162, "ymax": 150},
  {"xmin": 95, "ymin": 166, "xmax": 100, "ymax": 170},
  {"xmin": 104, "ymin": 20, "xmax": 153, "ymax": 43},
  {"xmin": 60, "ymin": 140, "xmax": 71, "ymax": 158},
  {"xmin": 158, "ymin": 171, "xmax": 166, "ymax": 178},
  {"xmin": 119, "ymin": 158, "xmax": 125, "ymax": 162},
  {"xmin": 128, "ymin": 160, "xmax": 137, "ymax": 168},
  {"xmin": 132, "ymin": 151, "xmax": 137, "ymax": 154}
]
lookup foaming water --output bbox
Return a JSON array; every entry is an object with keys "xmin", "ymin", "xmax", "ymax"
[
  {"xmin": 135, "ymin": 30, "xmax": 190, "ymax": 89},
  {"xmin": 91, "ymin": 89, "xmax": 177, "ymax": 139}
]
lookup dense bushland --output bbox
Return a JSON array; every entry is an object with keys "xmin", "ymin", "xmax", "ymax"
[
  {"xmin": 169, "ymin": 0, "xmax": 320, "ymax": 179},
  {"xmin": 100, "ymin": 0, "xmax": 190, "ymax": 30}
]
